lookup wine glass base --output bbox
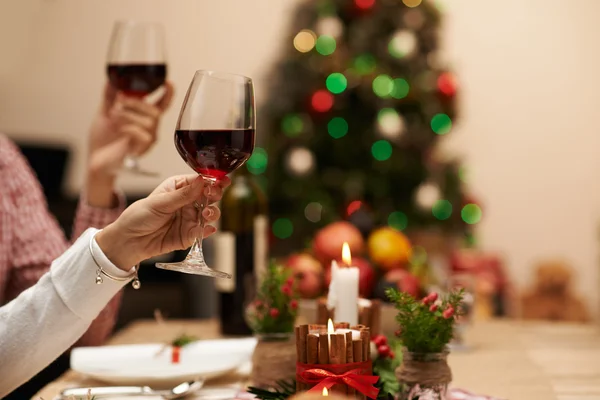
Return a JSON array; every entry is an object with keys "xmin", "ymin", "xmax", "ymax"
[{"xmin": 155, "ymin": 260, "xmax": 232, "ymax": 279}]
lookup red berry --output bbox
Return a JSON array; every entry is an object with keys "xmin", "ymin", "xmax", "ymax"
[
  {"xmin": 429, "ymin": 304, "xmax": 438, "ymax": 312},
  {"xmin": 378, "ymin": 344, "xmax": 390, "ymax": 358},
  {"xmin": 269, "ymin": 308, "xmax": 280, "ymax": 318},
  {"xmin": 394, "ymin": 329, "xmax": 402, "ymax": 337},
  {"xmin": 254, "ymin": 300, "xmax": 263, "ymax": 308},
  {"xmin": 290, "ymin": 299, "xmax": 298, "ymax": 310},
  {"xmin": 443, "ymin": 306, "xmax": 455, "ymax": 319},
  {"xmin": 286, "ymin": 276, "xmax": 295, "ymax": 286},
  {"xmin": 428, "ymin": 292, "xmax": 438, "ymax": 302},
  {"xmin": 373, "ymin": 335, "xmax": 387, "ymax": 347},
  {"xmin": 282, "ymin": 285, "xmax": 292, "ymax": 296},
  {"xmin": 422, "ymin": 296, "xmax": 432, "ymax": 305},
  {"xmin": 389, "ymin": 351, "xmax": 395, "ymax": 359}
]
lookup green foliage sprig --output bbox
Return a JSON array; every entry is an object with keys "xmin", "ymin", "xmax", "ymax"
[
  {"xmin": 373, "ymin": 338, "xmax": 403, "ymax": 399},
  {"xmin": 247, "ymin": 262, "xmax": 299, "ymax": 334},
  {"xmin": 247, "ymin": 379, "xmax": 296, "ymax": 400},
  {"xmin": 386, "ymin": 288, "xmax": 464, "ymax": 353}
]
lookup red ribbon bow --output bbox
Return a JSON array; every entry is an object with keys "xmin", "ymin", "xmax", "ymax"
[{"xmin": 301, "ymin": 368, "xmax": 380, "ymax": 399}]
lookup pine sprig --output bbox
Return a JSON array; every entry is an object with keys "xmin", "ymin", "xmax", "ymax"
[
  {"xmin": 171, "ymin": 333, "xmax": 197, "ymax": 347},
  {"xmin": 386, "ymin": 288, "xmax": 464, "ymax": 353},
  {"xmin": 248, "ymin": 379, "xmax": 296, "ymax": 400}
]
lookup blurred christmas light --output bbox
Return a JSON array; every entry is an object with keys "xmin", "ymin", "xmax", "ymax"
[
  {"xmin": 346, "ymin": 200, "xmax": 362, "ymax": 216},
  {"xmin": 354, "ymin": 54, "xmax": 377, "ymax": 75},
  {"xmin": 391, "ymin": 78, "xmax": 410, "ymax": 99},
  {"xmin": 305, "ymin": 202, "xmax": 323, "ymax": 223},
  {"xmin": 316, "ymin": 17, "xmax": 343, "ymax": 38},
  {"xmin": 430, "ymin": 113, "xmax": 452, "ymax": 135},
  {"xmin": 371, "ymin": 140, "xmax": 393, "ymax": 161},
  {"xmin": 388, "ymin": 30, "xmax": 417, "ymax": 59},
  {"xmin": 372, "ymin": 74, "xmax": 394, "ymax": 97},
  {"xmin": 377, "ymin": 108, "xmax": 405, "ymax": 139},
  {"xmin": 402, "ymin": 0, "xmax": 422, "ymax": 7},
  {"xmin": 355, "ymin": 0, "xmax": 376, "ymax": 10},
  {"xmin": 287, "ymin": 147, "xmax": 315, "ymax": 176},
  {"xmin": 246, "ymin": 147, "xmax": 268, "ymax": 175},
  {"xmin": 461, "ymin": 204, "xmax": 482, "ymax": 224},
  {"xmin": 388, "ymin": 211, "xmax": 408, "ymax": 231},
  {"xmin": 437, "ymin": 72, "xmax": 457, "ymax": 97},
  {"xmin": 327, "ymin": 117, "xmax": 348, "ymax": 139},
  {"xmin": 293, "ymin": 30, "xmax": 317, "ymax": 53},
  {"xmin": 281, "ymin": 114, "xmax": 304, "ymax": 137},
  {"xmin": 273, "ymin": 218, "xmax": 293, "ymax": 239},
  {"xmin": 415, "ymin": 182, "xmax": 441, "ymax": 209},
  {"xmin": 311, "ymin": 90, "xmax": 334, "ymax": 112},
  {"xmin": 432, "ymin": 199, "xmax": 452, "ymax": 220},
  {"xmin": 326, "ymin": 72, "xmax": 348, "ymax": 94},
  {"xmin": 316, "ymin": 35, "xmax": 336, "ymax": 55}
]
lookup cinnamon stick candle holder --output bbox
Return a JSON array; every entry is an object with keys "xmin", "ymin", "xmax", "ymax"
[
  {"xmin": 295, "ymin": 321, "xmax": 379, "ymax": 399},
  {"xmin": 317, "ymin": 298, "xmax": 382, "ymax": 336}
]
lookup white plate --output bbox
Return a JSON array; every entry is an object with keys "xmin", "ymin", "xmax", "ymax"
[{"xmin": 70, "ymin": 338, "xmax": 257, "ymax": 387}]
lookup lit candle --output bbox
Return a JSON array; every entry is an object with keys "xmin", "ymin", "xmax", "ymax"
[
  {"xmin": 334, "ymin": 243, "xmax": 359, "ymax": 326},
  {"xmin": 323, "ymin": 388, "xmax": 329, "ymax": 397}
]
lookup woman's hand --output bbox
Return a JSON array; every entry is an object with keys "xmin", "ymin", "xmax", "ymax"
[{"xmin": 96, "ymin": 175, "xmax": 230, "ymax": 271}]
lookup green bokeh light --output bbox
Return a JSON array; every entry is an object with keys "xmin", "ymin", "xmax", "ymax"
[
  {"xmin": 372, "ymin": 74, "xmax": 394, "ymax": 98},
  {"xmin": 432, "ymin": 200, "xmax": 452, "ymax": 220},
  {"xmin": 327, "ymin": 117, "xmax": 348, "ymax": 139},
  {"xmin": 326, "ymin": 73, "xmax": 348, "ymax": 94},
  {"xmin": 316, "ymin": 35, "xmax": 336, "ymax": 56},
  {"xmin": 371, "ymin": 140, "xmax": 393, "ymax": 161},
  {"xmin": 431, "ymin": 113, "xmax": 452, "ymax": 135},
  {"xmin": 391, "ymin": 78, "xmax": 410, "ymax": 99},
  {"xmin": 281, "ymin": 114, "xmax": 304, "ymax": 137},
  {"xmin": 461, "ymin": 204, "xmax": 482, "ymax": 224},
  {"xmin": 354, "ymin": 54, "xmax": 376, "ymax": 75},
  {"xmin": 388, "ymin": 211, "xmax": 408, "ymax": 231},
  {"xmin": 246, "ymin": 147, "xmax": 268, "ymax": 175},
  {"xmin": 273, "ymin": 218, "xmax": 293, "ymax": 239}
]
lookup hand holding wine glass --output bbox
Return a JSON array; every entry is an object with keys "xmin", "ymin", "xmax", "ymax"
[
  {"xmin": 156, "ymin": 70, "xmax": 255, "ymax": 278},
  {"xmin": 105, "ymin": 20, "xmax": 169, "ymax": 176}
]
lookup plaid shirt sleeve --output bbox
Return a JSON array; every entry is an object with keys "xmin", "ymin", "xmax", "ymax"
[{"xmin": 1, "ymin": 135, "xmax": 126, "ymax": 346}]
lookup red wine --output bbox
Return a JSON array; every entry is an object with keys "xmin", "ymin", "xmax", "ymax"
[
  {"xmin": 107, "ymin": 63, "xmax": 167, "ymax": 97},
  {"xmin": 174, "ymin": 129, "xmax": 255, "ymax": 179}
]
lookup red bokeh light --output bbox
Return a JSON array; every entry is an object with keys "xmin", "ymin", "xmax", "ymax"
[
  {"xmin": 437, "ymin": 72, "xmax": 458, "ymax": 97},
  {"xmin": 355, "ymin": 0, "xmax": 375, "ymax": 10},
  {"xmin": 311, "ymin": 90, "xmax": 334, "ymax": 112},
  {"xmin": 346, "ymin": 200, "xmax": 363, "ymax": 216}
]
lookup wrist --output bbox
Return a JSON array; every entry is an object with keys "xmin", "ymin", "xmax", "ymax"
[
  {"xmin": 86, "ymin": 171, "xmax": 117, "ymax": 208},
  {"xmin": 96, "ymin": 225, "xmax": 140, "ymax": 271}
]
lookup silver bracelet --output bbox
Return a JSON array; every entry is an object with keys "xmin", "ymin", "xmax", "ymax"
[{"xmin": 89, "ymin": 231, "xmax": 141, "ymax": 290}]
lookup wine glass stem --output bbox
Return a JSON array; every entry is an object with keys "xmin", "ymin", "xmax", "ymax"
[{"xmin": 186, "ymin": 179, "xmax": 211, "ymax": 262}]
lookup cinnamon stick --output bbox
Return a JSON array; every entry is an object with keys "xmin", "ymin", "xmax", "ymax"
[
  {"xmin": 345, "ymin": 331, "xmax": 355, "ymax": 397},
  {"xmin": 307, "ymin": 334, "xmax": 319, "ymax": 364},
  {"xmin": 353, "ymin": 339, "xmax": 364, "ymax": 400},
  {"xmin": 298, "ymin": 324, "xmax": 309, "ymax": 390},
  {"xmin": 318, "ymin": 334, "xmax": 329, "ymax": 364},
  {"xmin": 370, "ymin": 299, "xmax": 382, "ymax": 336},
  {"xmin": 351, "ymin": 324, "xmax": 366, "ymax": 330},
  {"xmin": 361, "ymin": 304, "xmax": 372, "ymax": 329},
  {"xmin": 317, "ymin": 298, "xmax": 329, "ymax": 324},
  {"xmin": 309, "ymin": 324, "xmax": 326, "ymax": 333},
  {"xmin": 329, "ymin": 333, "xmax": 346, "ymax": 395},
  {"xmin": 334, "ymin": 322, "xmax": 350, "ymax": 329},
  {"xmin": 360, "ymin": 328, "xmax": 370, "ymax": 364}
]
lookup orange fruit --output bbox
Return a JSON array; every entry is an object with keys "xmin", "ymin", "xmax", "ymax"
[{"xmin": 367, "ymin": 227, "xmax": 412, "ymax": 270}]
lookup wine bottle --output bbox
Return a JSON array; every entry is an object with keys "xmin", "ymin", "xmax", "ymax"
[{"xmin": 215, "ymin": 167, "xmax": 268, "ymax": 335}]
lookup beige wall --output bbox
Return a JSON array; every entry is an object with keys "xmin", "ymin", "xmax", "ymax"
[{"xmin": 1, "ymin": 0, "xmax": 599, "ymax": 317}]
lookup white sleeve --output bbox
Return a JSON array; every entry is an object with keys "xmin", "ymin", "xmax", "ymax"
[{"xmin": 0, "ymin": 228, "xmax": 132, "ymax": 397}]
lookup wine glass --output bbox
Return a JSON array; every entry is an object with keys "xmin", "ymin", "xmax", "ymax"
[
  {"xmin": 106, "ymin": 20, "xmax": 167, "ymax": 176},
  {"xmin": 156, "ymin": 70, "xmax": 255, "ymax": 278}
]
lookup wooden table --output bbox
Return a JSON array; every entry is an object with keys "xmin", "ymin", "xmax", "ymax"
[{"xmin": 36, "ymin": 319, "xmax": 600, "ymax": 400}]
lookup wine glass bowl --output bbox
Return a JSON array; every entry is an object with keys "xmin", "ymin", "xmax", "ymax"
[
  {"xmin": 156, "ymin": 70, "xmax": 256, "ymax": 278},
  {"xmin": 106, "ymin": 20, "xmax": 167, "ymax": 175}
]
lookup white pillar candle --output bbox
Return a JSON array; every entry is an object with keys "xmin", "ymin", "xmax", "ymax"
[{"xmin": 334, "ymin": 243, "xmax": 359, "ymax": 326}]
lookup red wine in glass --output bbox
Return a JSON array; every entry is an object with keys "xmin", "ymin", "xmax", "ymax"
[
  {"xmin": 174, "ymin": 129, "xmax": 255, "ymax": 180},
  {"xmin": 107, "ymin": 63, "xmax": 167, "ymax": 97}
]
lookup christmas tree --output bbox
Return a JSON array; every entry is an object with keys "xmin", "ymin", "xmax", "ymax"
[{"xmin": 249, "ymin": 0, "xmax": 479, "ymax": 252}]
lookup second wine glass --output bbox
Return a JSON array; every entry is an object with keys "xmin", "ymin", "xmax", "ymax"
[
  {"xmin": 106, "ymin": 20, "xmax": 167, "ymax": 176},
  {"xmin": 156, "ymin": 70, "xmax": 256, "ymax": 278}
]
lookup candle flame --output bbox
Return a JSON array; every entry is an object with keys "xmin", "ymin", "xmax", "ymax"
[
  {"xmin": 342, "ymin": 242, "xmax": 352, "ymax": 266},
  {"xmin": 327, "ymin": 318, "xmax": 335, "ymax": 334},
  {"xmin": 323, "ymin": 388, "xmax": 329, "ymax": 396}
]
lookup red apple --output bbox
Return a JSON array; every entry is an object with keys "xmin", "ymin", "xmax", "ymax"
[
  {"xmin": 285, "ymin": 253, "xmax": 323, "ymax": 299},
  {"xmin": 383, "ymin": 269, "xmax": 420, "ymax": 298},
  {"xmin": 312, "ymin": 221, "xmax": 364, "ymax": 265},
  {"xmin": 324, "ymin": 256, "xmax": 375, "ymax": 298}
]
